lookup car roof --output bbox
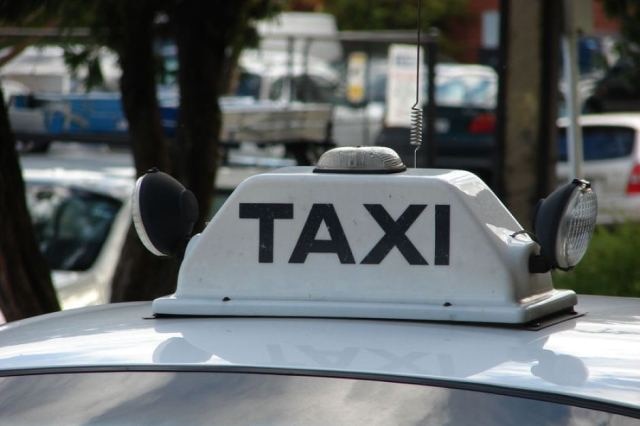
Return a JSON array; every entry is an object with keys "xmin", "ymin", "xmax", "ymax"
[
  {"xmin": 20, "ymin": 144, "xmax": 135, "ymax": 200},
  {"xmin": 436, "ymin": 63, "xmax": 497, "ymax": 78},
  {"xmin": 23, "ymin": 167, "xmax": 134, "ymax": 201},
  {"xmin": 0, "ymin": 294, "xmax": 638, "ymax": 412}
]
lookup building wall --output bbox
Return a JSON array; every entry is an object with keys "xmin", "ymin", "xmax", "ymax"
[
  {"xmin": 447, "ymin": 0, "xmax": 499, "ymax": 63},
  {"xmin": 447, "ymin": 0, "xmax": 619, "ymax": 64},
  {"xmin": 592, "ymin": 0, "xmax": 619, "ymax": 35}
]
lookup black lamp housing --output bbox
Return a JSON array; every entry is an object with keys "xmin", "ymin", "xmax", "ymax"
[
  {"xmin": 132, "ymin": 170, "xmax": 199, "ymax": 257},
  {"xmin": 530, "ymin": 179, "xmax": 597, "ymax": 273}
]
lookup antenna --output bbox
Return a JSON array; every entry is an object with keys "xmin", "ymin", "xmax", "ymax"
[{"xmin": 410, "ymin": 0, "xmax": 423, "ymax": 168}]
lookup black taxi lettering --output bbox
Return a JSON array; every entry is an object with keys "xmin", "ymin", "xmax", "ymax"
[
  {"xmin": 289, "ymin": 204, "xmax": 355, "ymax": 264},
  {"xmin": 361, "ymin": 204, "xmax": 427, "ymax": 265},
  {"xmin": 239, "ymin": 203, "xmax": 293, "ymax": 263},
  {"xmin": 434, "ymin": 204, "xmax": 450, "ymax": 265},
  {"xmin": 239, "ymin": 203, "xmax": 450, "ymax": 265}
]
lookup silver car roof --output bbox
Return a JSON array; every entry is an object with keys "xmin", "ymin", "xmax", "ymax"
[{"xmin": 0, "ymin": 294, "xmax": 638, "ymax": 413}]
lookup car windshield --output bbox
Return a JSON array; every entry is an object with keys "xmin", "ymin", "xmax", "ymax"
[
  {"xmin": 436, "ymin": 75, "xmax": 497, "ymax": 108},
  {"xmin": 351, "ymin": 71, "xmax": 496, "ymax": 108},
  {"xmin": 26, "ymin": 183, "xmax": 122, "ymax": 271},
  {"xmin": 234, "ymin": 72, "xmax": 262, "ymax": 99},
  {"xmin": 0, "ymin": 371, "xmax": 636, "ymax": 425},
  {"xmin": 557, "ymin": 126, "xmax": 635, "ymax": 161},
  {"xmin": 268, "ymin": 75, "xmax": 338, "ymax": 103}
]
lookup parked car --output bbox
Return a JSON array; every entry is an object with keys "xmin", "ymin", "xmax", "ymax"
[
  {"xmin": 372, "ymin": 63, "xmax": 497, "ymax": 182},
  {"xmin": 19, "ymin": 144, "xmax": 278, "ymax": 310},
  {"xmin": 557, "ymin": 113, "xmax": 640, "ymax": 224},
  {"xmin": 2, "ymin": 147, "xmax": 638, "ymax": 424},
  {"xmin": 22, "ymin": 149, "xmax": 133, "ymax": 309}
]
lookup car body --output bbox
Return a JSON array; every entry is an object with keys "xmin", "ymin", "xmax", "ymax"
[
  {"xmin": 557, "ymin": 113, "xmax": 640, "ymax": 224},
  {"xmin": 1, "ymin": 147, "xmax": 637, "ymax": 423}
]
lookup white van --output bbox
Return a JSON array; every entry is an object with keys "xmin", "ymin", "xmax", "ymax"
[{"xmin": 257, "ymin": 12, "xmax": 342, "ymax": 65}]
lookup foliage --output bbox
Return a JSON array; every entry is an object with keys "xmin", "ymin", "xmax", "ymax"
[
  {"xmin": 600, "ymin": 0, "xmax": 640, "ymax": 91},
  {"xmin": 62, "ymin": 46, "xmax": 106, "ymax": 91},
  {"xmin": 553, "ymin": 223, "xmax": 640, "ymax": 297},
  {"xmin": 320, "ymin": 0, "xmax": 467, "ymax": 31},
  {"xmin": 602, "ymin": 0, "xmax": 640, "ymax": 58}
]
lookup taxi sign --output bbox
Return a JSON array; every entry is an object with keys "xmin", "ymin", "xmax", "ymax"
[{"xmin": 151, "ymin": 152, "xmax": 579, "ymax": 324}]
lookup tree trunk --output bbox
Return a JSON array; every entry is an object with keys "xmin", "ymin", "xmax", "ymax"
[
  {"xmin": 497, "ymin": 0, "xmax": 543, "ymax": 228},
  {"xmin": 109, "ymin": 1, "xmax": 179, "ymax": 302},
  {"xmin": 110, "ymin": 226, "xmax": 180, "ymax": 302},
  {"xmin": 171, "ymin": 0, "xmax": 250, "ymax": 232},
  {"xmin": 536, "ymin": 0, "xmax": 561, "ymax": 201},
  {"xmin": 0, "ymin": 87, "xmax": 60, "ymax": 321},
  {"xmin": 112, "ymin": 0, "xmax": 259, "ymax": 301}
]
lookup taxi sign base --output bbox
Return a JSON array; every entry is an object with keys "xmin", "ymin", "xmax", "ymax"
[
  {"xmin": 152, "ymin": 167, "xmax": 577, "ymax": 325},
  {"xmin": 153, "ymin": 289, "xmax": 576, "ymax": 324}
]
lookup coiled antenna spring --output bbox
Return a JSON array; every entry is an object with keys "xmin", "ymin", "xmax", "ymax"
[
  {"xmin": 410, "ymin": 0, "xmax": 423, "ymax": 168},
  {"xmin": 410, "ymin": 107, "xmax": 423, "ymax": 146}
]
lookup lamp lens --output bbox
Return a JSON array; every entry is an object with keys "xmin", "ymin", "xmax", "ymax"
[{"xmin": 556, "ymin": 186, "xmax": 597, "ymax": 269}]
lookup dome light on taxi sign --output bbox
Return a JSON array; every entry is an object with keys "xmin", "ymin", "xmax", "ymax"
[
  {"xmin": 314, "ymin": 146, "xmax": 406, "ymax": 173},
  {"xmin": 134, "ymin": 148, "xmax": 595, "ymax": 324}
]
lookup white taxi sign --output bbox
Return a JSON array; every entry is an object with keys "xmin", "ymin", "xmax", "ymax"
[{"xmin": 151, "ymin": 164, "xmax": 577, "ymax": 324}]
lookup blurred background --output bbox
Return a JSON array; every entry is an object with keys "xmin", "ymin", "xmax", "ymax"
[{"xmin": 0, "ymin": 0, "xmax": 638, "ymax": 323}]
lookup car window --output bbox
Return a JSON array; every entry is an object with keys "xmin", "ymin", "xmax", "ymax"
[
  {"xmin": 436, "ymin": 79, "xmax": 467, "ymax": 105},
  {"xmin": 268, "ymin": 77, "xmax": 285, "ymax": 101},
  {"xmin": 465, "ymin": 77, "xmax": 497, "ymax": 107},
  {"xmin": 0, "ymin": 371, "xmax": 636, "ymax": 425},
  {"xmin": 235, "ymin": 72, "xmax": 262, "ymax": 99},
  {"xmin": 557, "ymin": 126, "xmax": 635, "ymax": 161},
  {"xmin": 369, "ymin": 73, "xmax": 387, "ymax": 103},
  {"xmin": 293, "ymin": 75, "xmax": 337, "ymax": 103},
  {"xmin": 269, "ymin": 75, "xmax": 337, "ymax": 103},
  {"xmin": 26, "ymin": 184, "xmax": 122, "ymax": 271},
  {"xmin": 435, "ymin": 75, "xmax": 497, "ymax": 108}
]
